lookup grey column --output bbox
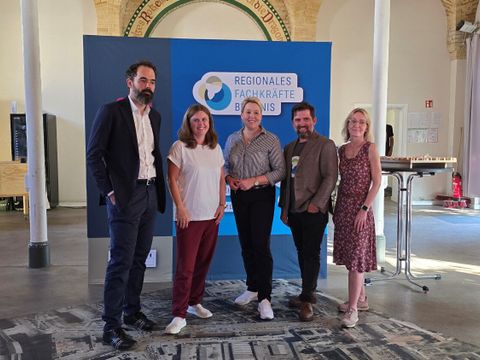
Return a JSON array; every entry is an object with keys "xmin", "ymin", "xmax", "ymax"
[
  {"xmin": 20, "ymin": 0, "xmax": 50, "ymax": 268},
  {"xmin": 371, "ymin": 0, "xmax": 390, "ymax": 262}
]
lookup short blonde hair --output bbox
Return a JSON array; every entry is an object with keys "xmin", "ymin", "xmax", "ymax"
[
  {"xmin": 341, "ymin": 108, "xmax": 374, "ymax": 142},
  {"xmin": 240, "ymin": 96, "xmax": 263, "ymax": 114}
]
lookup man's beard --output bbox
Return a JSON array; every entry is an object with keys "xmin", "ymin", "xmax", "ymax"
[
  {"xmin": 296, "ymin": 127, "xmax": 312, "ymax": 139},
  {"xmin": 134, "ymin": 88, "xmax": 154, "ymax": 105}
]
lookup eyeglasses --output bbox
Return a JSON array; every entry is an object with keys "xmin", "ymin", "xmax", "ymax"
[{"xmin": 349, "ymin": 119, "xmax": 367, "ymax": 126}]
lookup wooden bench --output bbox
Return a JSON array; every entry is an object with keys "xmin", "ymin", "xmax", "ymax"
[{"xmin": 0, "ymin": 161, "xmax": 28, "ymax": 216}]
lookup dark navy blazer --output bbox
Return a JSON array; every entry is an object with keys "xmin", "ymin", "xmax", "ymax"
[{"xmin": 86, "ymin": 97, "xmax": 166, "ymax": 213}]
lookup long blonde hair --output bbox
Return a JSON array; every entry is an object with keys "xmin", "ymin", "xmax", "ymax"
[{"xmin": 341, "ymin": 108, "xmax": 373, "ymax": 142}]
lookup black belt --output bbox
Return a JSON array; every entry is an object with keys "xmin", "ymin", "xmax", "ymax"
[
  {"xmin": 253, "ymin": 185, "xmax": 269, "ymax": 190},
  {"xmin": 137, "ymin": 177, "xmax": 156, "ymax": 185},
  {"xmin": 236, "ymin": 185, "xmax": 271, "ymax": 192}
]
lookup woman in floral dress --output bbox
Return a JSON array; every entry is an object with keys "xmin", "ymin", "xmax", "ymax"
[{"xmin": 333, "ymin": 108, "xmax": 382, "ymax": 328}]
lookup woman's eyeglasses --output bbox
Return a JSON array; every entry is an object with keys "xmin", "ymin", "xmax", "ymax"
[{"xmin": 349, "ymin": 119, "xmax": 367, "ymax": 126}]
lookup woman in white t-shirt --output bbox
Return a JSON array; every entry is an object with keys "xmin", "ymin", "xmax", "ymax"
[{"xmin": 165, "ymin": 104, "xmax": 226, "ymax": 335}]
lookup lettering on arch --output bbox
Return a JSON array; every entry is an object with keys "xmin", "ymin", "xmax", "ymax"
[{"xmin": 124, "ymin": 0, "xmax": 291, "ymax": 41}]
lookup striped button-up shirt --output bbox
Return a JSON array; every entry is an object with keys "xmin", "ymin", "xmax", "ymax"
[{"xmin": 223, "ymin": 127, "xmax": 286, "ymax": 185}]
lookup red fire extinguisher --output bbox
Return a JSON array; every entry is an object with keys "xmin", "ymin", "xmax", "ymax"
[{"xmin": 452, "ymin": 172, "xmax": 462, "ymax": 199}]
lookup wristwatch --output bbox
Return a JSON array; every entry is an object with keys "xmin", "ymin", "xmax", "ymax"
[
  {"xmin": 361, "ymin": 204, "xmax": 369, "ymax": 211},
  {"xmin": 254, "ymin": 178, "xmax": 260, "ymax": 187}
]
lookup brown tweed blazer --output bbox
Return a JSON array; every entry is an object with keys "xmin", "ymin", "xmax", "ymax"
[{"xmin": 279, "ymin": 131, "xmax": 338, "ymax": 214}]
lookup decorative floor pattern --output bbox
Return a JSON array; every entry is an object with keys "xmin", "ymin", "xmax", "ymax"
[{"xmin": 0, "ymin": 280, "xmax": 479, "ymax": 359}]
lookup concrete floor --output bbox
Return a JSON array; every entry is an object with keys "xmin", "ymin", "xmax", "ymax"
[{"xmin": 0, "ymin": 200, "xmax": 479, "ymax": 347}]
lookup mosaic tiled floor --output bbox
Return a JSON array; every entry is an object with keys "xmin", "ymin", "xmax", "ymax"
[{"xmin": 0, "ymin": 279, "xmax": 479, "ymax": 359}]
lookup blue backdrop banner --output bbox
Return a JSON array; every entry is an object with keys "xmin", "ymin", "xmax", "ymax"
[{"xmin": 84, "ymin": 36, "xmax": 332, "ymax": 280}]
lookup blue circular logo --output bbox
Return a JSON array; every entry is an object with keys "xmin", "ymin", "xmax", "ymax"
[{"xmin": 198, "ymin": 76, "xmax": 232, "ymax": 111}]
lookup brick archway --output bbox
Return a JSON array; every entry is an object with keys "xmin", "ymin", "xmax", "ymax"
[
  {"xmin": 440, "ymin": 0, "xmax": 479, "ymax": 59},
  {"xmin": 123, "ymin": 0, "xmax": 291, "ymax": 41},
  {"xmin": 94, "ymin": 0, "xmax": 323, "ymax": 41}
]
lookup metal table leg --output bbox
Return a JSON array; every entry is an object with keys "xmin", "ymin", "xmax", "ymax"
[
  {"xmin": 404, "ymin": 173, "xmax": 441, "ymax": 293},
  {"xmin": 365, "ymin": 172, "xmax": 404, "ymax": 284},
  {"xmin": 365, "ymin": 171, "xmax": 441, "ymax": 293}
]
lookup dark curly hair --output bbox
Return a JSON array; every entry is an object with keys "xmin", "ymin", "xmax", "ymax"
[
  {"xmin": 125, "ymin": 60, "xmax": 157, "ymax": 79},
  {"xmin": 291, "ymin": 101, "xmax": 316, "ymax": 120}
]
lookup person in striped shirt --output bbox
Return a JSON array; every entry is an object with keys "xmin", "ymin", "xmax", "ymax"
[{"xmin": 224, "ymin": 96, "xmax": 286, "ymax": 321}]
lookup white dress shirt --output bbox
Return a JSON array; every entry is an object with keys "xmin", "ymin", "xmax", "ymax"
[{"xmin": 128, "ymin": 96, "xmax": 156, "ymax": 180}]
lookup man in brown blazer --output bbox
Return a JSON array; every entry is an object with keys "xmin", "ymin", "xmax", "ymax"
[{"xmin": 279, "ymin": 102, "xmax": 338, "ymax": 322}]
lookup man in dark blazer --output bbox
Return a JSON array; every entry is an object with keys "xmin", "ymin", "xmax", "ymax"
[
  {"xmin": 87, "ymin": 60, "xmax": 166, "ymax": 350},
  {"xmin": 279, "ymin": 102, "xmax": 338, "ymax": 322}
]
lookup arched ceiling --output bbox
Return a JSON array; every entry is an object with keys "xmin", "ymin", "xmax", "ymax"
[{"xmin": 94, "ymin": 0, "xmax": 479, "ymax": 59}]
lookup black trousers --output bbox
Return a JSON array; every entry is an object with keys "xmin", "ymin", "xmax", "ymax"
[
  {"xmin": 288, "ymin": 210, "xmax": 328, "ymax": 303},
  {"xmin": 231, "ymin": 186, "xmax": 275, "ymax": 301},
  {"xmin": 103, "ymin": 183, "xmax": 157, "ymax": 331}
]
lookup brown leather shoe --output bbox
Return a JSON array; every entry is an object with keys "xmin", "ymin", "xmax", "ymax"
[
  {"xmin": 298, "ymin": 302, "xmax": 314, "ymax": 322},
  {"xmin": 288, "ymin": 295, "xmax": 317, "ymax": 308}
]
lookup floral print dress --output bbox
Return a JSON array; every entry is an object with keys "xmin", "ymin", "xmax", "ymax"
[{"xmin": 333, "ymin": 142, "xmax": 377, "ymax": 272}]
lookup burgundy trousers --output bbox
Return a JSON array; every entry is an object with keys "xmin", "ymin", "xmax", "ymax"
[{"xmin": 172, "ymin": 219, "xmax": 218, "ymax": 318}]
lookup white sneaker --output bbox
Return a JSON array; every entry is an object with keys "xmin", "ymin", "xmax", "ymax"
[
  {"xmin": 165, "ymin": 317, "xmax": 186, "ymax": 334},
  {"xmin": 341, "ymin": 309, "xmax": 358, "ymax": 328},
  {"xmin": 234, "ymin": 290, "xmax": 258, "ymax": 306},
  {"xmin": 187, "ymin": 304, "xmax": 213, "ymax": 318},
  {"xmin": 258, "ymin": 299, "xmax": 274, "ymax": 320}
]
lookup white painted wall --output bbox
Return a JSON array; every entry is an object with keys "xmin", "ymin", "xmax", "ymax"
[
  {"xmin": 0, "ymin": 0, "xmax": 96, "ymax": 205},
  {"xmin": 317, "ymin": 0, "xmax": 453, "ymax": 200}
]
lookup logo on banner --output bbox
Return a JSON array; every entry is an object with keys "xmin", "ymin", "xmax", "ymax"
[
  {"xmin": 193, "ymin": 72, "xmax": 303, "ymax": 115},
  {"xmin": 195, "ymin": 75, "xmax": 232, "ymax": 111}
]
